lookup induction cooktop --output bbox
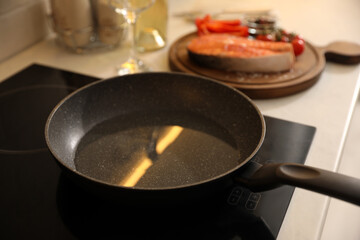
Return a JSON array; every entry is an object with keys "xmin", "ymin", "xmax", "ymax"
[{"xmin": 0, "ymin": 64, "xmax": 316, "ymax": 240}]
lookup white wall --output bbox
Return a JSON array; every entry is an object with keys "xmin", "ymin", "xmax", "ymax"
[{"xmin": 0, "ymin": 0, "xmax": 49, "ymax": 62}]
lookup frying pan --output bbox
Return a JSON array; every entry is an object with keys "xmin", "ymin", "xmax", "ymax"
[{"xmin": 45, "ymin": 72, "xmax": 360, "ymax": 206}]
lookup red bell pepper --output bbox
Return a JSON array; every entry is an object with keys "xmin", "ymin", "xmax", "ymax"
[{"xmin": 195, "ymin": 14, "xmax": 248, "ymax": 37}]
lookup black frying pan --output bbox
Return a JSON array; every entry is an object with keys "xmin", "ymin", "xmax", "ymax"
[{"xmin": 45, "ymin": 72, "xmax": 360, "ymax": 206}]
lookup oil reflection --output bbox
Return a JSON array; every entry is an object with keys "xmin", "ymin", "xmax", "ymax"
[{"xmin": 119, "ymin": 126, "xmax": 183, "ymax": 187}]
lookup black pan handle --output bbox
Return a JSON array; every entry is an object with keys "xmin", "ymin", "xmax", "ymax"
[{"xmin": 235, "ymin": 162, "xmax": 360, "ymax": 206}]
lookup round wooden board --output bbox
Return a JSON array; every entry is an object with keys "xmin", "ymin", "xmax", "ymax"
[{"xmin": 169, "ymin": 32, "xmax": 326, "ymax": 99}]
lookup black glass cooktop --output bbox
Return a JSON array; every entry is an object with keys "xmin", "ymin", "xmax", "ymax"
[{"xmin": 0, "ymin": 64, "xmax": 316, "ymax": 240}]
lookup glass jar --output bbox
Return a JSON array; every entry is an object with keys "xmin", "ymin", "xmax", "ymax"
[
  {"xmin": 246, "ymin": 15, "xmax": 276, "ymax": 40},
  {"xmin": 94, "ymin": 0, "xmax": 127, "ymax": 47},
  {"xmin": 49, "ymin": 0, "xmax": 127, "ymax": 53},
  {"xmin": 50, "ymin": 0, "xmax": 95, "ymax": 52}
]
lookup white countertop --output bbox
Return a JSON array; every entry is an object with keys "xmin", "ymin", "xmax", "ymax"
[{"xmin": 1, "ymin": 0, "xmax": 360, "ymax": 239}]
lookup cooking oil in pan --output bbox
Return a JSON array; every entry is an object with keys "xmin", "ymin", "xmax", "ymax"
[{"xmin": 74, "ymin": 111, "xmax": 240, "ymax": 189}]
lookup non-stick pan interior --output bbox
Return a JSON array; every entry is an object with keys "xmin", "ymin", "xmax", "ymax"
[{"xmin": 46, "ymin": 72, "xmax": 265, "ymax": 190}]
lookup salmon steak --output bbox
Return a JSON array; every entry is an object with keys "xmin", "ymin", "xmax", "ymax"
[{"xmin": 187, "ymin": 34, "xmax": 295, "ymax": 73}]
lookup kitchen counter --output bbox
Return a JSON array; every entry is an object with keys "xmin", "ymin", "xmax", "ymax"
[{"xmin": 0, "ymin": 0, "xmax": 359, "ymax": 239}]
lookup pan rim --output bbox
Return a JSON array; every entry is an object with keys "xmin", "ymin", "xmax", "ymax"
[{"xmin": 44, "ymin": 72, "xmax": 266, "ymax": 192}]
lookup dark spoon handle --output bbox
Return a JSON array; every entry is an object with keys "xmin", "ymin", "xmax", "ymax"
[{"xmin": 319, "ymin": 41, "xmax": 360, "ymax": 64}]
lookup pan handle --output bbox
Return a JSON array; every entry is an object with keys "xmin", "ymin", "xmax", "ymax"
[{"xmin": 235, "ymin": 162, "xmax": 360, "ymax": 206}]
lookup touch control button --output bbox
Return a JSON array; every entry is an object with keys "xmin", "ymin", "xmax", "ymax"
[
  {"xmin": 249, "ymin": 193, "xmax": 261, "ymax": 202},
  {"xmin": 245, "ymin": 193, "xmax": 261, "ymax": 210},
  {"xmin": 245, "ymin": 200, "xmax": 258, "ymax": 210},
  {"xmin": 227, "ymin": 187, "xmax": 243, "ymax": 205}
]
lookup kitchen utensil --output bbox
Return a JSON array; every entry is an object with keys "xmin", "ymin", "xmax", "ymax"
[{"xmin": 45, "ymin": 72, "xmax": 360, "ymax": 206}]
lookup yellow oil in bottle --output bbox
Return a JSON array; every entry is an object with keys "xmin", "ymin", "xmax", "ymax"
[{"xmin": 135, "ymin": 0, "xmax": 168, "ymax": 52}]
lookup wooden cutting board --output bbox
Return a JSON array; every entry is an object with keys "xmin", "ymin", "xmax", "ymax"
[{"xmin": 169, "ymin": 32, "xmax": 360, "ymax": 99}]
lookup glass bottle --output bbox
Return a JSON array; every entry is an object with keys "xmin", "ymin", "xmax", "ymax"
[{"xmin": 135, "ymin": 0, "xmax": 168, "ymax": 52}]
